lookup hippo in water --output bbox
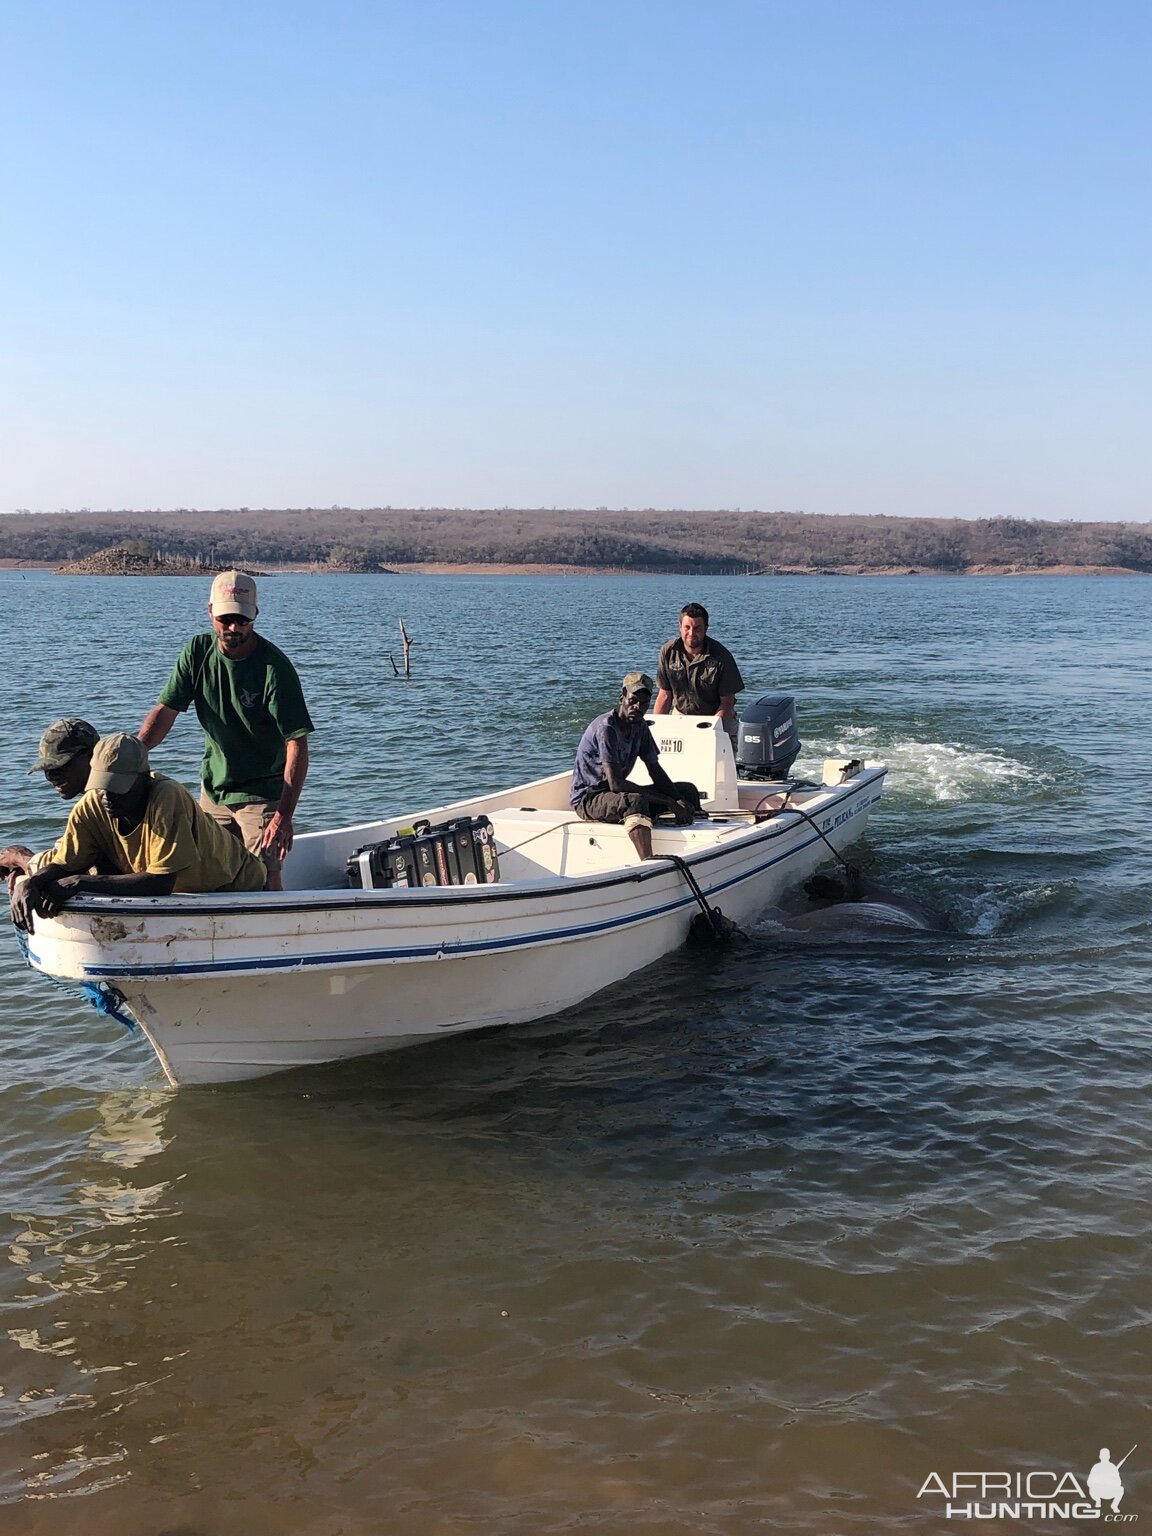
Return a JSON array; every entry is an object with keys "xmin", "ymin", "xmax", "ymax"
[{"xmin": 773, "ymin": 869, "xmax": 944, "ymax": 934}]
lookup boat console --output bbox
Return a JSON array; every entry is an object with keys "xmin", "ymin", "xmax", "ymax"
[{"xmin": 629, "ymin": 714, "xmax": 743, "ymax": 812}]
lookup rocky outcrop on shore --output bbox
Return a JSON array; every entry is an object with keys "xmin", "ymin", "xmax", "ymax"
[
  {"xmin": 52, "ymin": 545, "xmax": 394, "ymax": 576},
  {"xmin": 55, "ymin": 544, "xmax": 214, "ymax": 576}
]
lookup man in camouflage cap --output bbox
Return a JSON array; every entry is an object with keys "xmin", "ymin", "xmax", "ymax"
[
  {"xmin": 28, "ymin": 718, "xmax": 101, "ymax": 796},
  {"xmin": 569, "ymin": 672, "xmax": 701, "ymax": 861},
  {"xmin": 1, "ymin": 718, "xmax": 102, "ymax": 889}
]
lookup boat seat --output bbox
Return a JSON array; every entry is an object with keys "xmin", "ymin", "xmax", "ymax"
[{"xmin": 491, "ymin": 807, "xmax": 578, "ymax": 834}]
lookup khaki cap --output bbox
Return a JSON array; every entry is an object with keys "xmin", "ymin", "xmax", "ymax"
[
  {"xmin": 209, "ymin": 569, "xmax": 258, "ymax": 620},
  {"xmin": 87, "ymin": 733, "xmax": 150, "ymax": 794},
  {"xmin": 621, "ymin": 671, "xmax": 656, "ymax": 697}
]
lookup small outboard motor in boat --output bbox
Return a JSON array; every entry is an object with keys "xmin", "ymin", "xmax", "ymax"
[{"xmin": 736, "ymin": 693, "xmax": 801, "ymax": 780}]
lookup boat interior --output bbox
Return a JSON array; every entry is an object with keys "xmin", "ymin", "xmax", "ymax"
[{"xmin": 283, "ymin": 717, "xmax": 853, "ymax": 891}]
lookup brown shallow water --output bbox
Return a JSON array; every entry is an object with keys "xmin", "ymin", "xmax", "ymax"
[{"xmin": 1, "ymin": 572, "xmax": 1150, "ymax": 1532}]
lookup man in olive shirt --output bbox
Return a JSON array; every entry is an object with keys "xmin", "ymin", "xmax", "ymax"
[
  {"xmin": 11, "ymin": 734, "xmax": 265, "ymax": 934},
  {"xmin": 653, "ymin": 602, "xmax": 745, "ymax": 742},
  {"xmin": 137, "ymin": 570, "xmax": 313, "ymax": 890}
]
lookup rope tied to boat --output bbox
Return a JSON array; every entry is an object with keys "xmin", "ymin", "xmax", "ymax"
[
  {"xmin": 751, "ymin": 788, "xmax": 868, "ymax": 889},
  {"xmin": 11, "ymin": 925, "xmax": 137, "ymax": 1034},
  {"xmin": 664, "ymin": 854, "xmax": 745, "ymax": 946}
]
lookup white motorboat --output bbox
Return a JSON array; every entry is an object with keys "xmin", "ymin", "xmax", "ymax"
[{"xmin": 18, "ymin": 717, "xmax": 886, "ymax": 1086}]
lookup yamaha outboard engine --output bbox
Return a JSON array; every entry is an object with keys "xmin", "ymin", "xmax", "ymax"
[{"xmin": 736, "ymin": 694, "xmax": 801, "ymax": 780}]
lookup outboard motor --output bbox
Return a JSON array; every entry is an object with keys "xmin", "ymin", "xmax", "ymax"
[{"xmin": 736, "ymin": 693, "xmax": 801, "ymax": 780}]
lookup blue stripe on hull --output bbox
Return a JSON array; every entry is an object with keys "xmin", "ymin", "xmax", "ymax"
[{"xmin": 53, "ymin": 798, "xmax": 880, "ymax": 983}]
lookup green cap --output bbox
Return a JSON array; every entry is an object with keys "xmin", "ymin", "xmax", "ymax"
[
  {"xmin": 29, "ymin": 718, "xmax": 100, "ymax": 774},
  {"xmin": 621, "ymin": 671, "xmax": 655, "ymax": 697}
]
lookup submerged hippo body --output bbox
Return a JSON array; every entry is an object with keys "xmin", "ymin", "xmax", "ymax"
[
  {"xmin": 784, "ymin": 899, "xmax": 938, "ymax": 933},
  {"xmin": 764, "ymin": 869, "xmax": 945, "ymax": 935}
]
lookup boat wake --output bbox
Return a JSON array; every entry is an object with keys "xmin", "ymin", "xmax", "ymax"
[{"xmin": 801, "ymin": 727, "xmax": 1057, "ymax": 803}]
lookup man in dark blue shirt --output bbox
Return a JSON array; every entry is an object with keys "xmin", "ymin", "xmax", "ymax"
[{"xmin": 570, "ymin": 672, "xmax": 700, "ymax": 861}]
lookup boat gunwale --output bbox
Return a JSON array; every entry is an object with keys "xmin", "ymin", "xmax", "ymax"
[
  {"xmin": 32, "ymin": 769, "xmax": 887, "ymax": 923},
  {"xmin": 27, "ymin": 777, "xmax": 888, "ymax": 983}
]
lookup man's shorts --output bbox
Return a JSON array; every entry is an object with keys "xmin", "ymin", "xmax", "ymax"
[
  {"xmin": 575, "ymin": 784, "xmax": 655, "ymax": 828},
  {"xmin": 200, "ymin": 791, "xmax": 281, "ymax": 879},
  {"xmin": 575, "ymin": 779, "xmax": 702, "ymax": 828}
]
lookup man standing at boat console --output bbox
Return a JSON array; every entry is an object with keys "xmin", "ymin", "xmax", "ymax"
[
  {"xmin": 137, "ymin": 570, "xmax": 314, "ymax": 891},
  {"xmin": 653, "ymin": 602, "xmax": 744, "ymax": 744},
  {"xmin": 571, "ymin": 672, "xmax": 701, "ymax": 862}
]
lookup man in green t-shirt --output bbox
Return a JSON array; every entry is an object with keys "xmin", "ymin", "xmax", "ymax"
[
  {"xmin": 137, "ymin": 570, "xmax": 314, "ymax": 890},
  {"xmin": 11, "ymin": 733, "xmax": 265, "ymax": 934}
]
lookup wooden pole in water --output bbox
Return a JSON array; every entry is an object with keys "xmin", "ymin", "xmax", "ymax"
[{"xmin": 399, "ymin": 618, "xmax": 413, "ymax": 678}]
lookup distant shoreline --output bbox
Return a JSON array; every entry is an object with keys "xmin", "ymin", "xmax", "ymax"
[
  {"xmin": 4, "ymin": 508, "xmax": 1151, "ymax": 575},
  {"xmin": 0, "ymin": 558, "xmax": 1146, "ymax": 578}
]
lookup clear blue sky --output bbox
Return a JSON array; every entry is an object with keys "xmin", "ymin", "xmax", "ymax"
[{"xmin": 2, "ymin": 1, "xmax": 1148, "ymax": 519}]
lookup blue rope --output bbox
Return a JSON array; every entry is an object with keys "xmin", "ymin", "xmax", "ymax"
[
  {"xmin": 77, "ymin": 981, "xmax": 138, "ymax": 1034},
  {"xmin": 12, "ymin": 925, "xmax": 138, "ymax": 1034}
]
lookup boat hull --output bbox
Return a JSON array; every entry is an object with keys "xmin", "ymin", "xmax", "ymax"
[{"xmin": 23, "ymin": 756, "xmax": 886, "ymax": 1085}]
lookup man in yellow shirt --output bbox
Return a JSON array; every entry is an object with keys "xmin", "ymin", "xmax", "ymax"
[{"xmin": 11, "ymin": 733, "xmax": 266, "ymax": 934}]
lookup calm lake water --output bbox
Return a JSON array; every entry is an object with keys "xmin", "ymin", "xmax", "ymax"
[{"xmin": 1, "ymin": 570, "xmax": 1149, "ymax": 1533}]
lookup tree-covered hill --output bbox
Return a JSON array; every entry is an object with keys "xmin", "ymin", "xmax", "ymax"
[{"xmin": 2, "ymin": 507, "xmax": 1150, "ymax": 572}]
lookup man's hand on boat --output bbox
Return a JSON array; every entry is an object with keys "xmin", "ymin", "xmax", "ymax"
[
  {"xmin": 647, "ymin": 791, "xmax": 696, "ymax": 825},
  {"xmin": 9, "ymin": 865, "xmax": 179, "ymax": 934},
  {"xmin": 11, "ymin": 873, "xmax": 77, "ymax": 931},
  {"xmin": 0, "ymin": 845, "xmax": 35, "ymax": 895},
  {"xmin": 261, "ymin": 808, "xmax": 294, "ymax": 860}
]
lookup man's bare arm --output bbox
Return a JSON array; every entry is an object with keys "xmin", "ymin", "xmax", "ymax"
[
  {"xmin": 645, "ymin": 762, "xmax": 695, "ymax": 824},
  {"xmin": 137, "ymin": 704, "xmax": 180, "ymax": 749},
  {"xmin": 262, "ymin": 736, "xmax": 309, "ymax": 857},
  {"xmin": 603, "ymin": 759, "xmax": 629, "ymax": 794},
  {"xmin": 10, "ymin": 866, "xmax": 177, "ymax": 932}
]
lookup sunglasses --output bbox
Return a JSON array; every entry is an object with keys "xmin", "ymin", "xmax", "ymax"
[{"xmin": 216, "ymin": 614, "xmax": 253, "ymax": 628}]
